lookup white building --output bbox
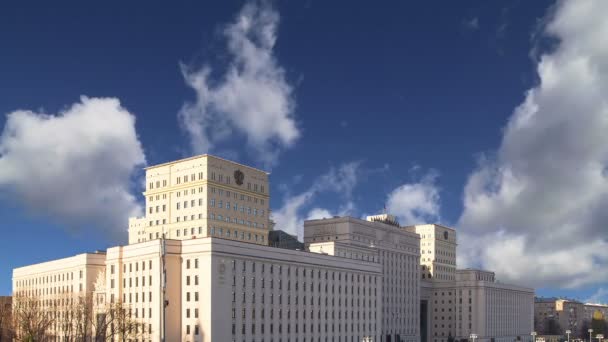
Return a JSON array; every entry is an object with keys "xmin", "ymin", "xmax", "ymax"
[
  {"xmin": 305, "ymin": 215, "xmax": 421, "ymax": 342},
  {"xmin": 129, "ymin": 154, "xmax": 271, "ymax": 246},
  {"xmin": 12, "ymin": 154, "xmax": 534, "ymax": 342}
]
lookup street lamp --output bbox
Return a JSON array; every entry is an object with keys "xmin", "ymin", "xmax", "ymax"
[
  {"xmin": 566, "ymin": 330, "xmax": 571, "ymax": 342},
  {"xmin": 596, "ymin": 334, "xmax": 604, "ymax": 342},
  {"xmin": 471, "ymin": 333, "xmax": 478, "ymax": 342},
  {"xmin": 531, "ymin": 331, "xmax": 537, "ymax": 342},
  {"xmin": 589, "ymin": 329, "xmax": 594, "ymax": 342},
  {"xmin": 362, "ymin": 337, "xmax": 373, "ymax": 342}
]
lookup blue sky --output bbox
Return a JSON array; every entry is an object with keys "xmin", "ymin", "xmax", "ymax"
[{"xmin": 1, "ymin": 0, "xmax": 607, "ymax": 303}]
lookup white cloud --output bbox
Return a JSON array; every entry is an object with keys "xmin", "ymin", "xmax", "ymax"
[
  {"xmin": 386, "ymin": 172, "xmax": 440, "ymax": 225},
  {"xmin": 464, "ymin": 17, "xmax": 479, "ymax": 31},
  {"xmin": 178, "ymin": 1, "xmax": 299, "ymax": 168},
  {"xmin": 272, "ymin": 162, "xmax": 360, "ymax": 240},
  {"xmin": 458, "ymin": 0, "xmax": 608, "ymax": 288},
  {"xmin": 0, "ymin": 96, "xmax": 146, "ymax": 240},
  {"xmin": 306, "ymin": 208, "xmax": 334, "ymax": 221},
  {"xmin": 586, "ymin": 287, "xmax": 608, "ymax": 305}
]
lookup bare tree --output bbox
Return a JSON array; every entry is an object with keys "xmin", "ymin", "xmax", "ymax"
[
  {"xmin": 0, "ymin": 297, "xmax": 14, "ymax": 342},
  {"xmin": 12, "ymin": 294, "xmax": 55, "ymax": 342},
  {"xmin": 111, "ymin": 301, "xmax": 149, "ymax": 342}
]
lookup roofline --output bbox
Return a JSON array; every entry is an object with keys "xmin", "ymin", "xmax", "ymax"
[
  {"xmin": 305, "ymin": 216, "xmax": 421, "ymax": 238},
  {"xmin": 402, "ymin": 223, "xmax": 456, "ymax": 231},
  {"xmin": 144, "ymin": 154, "xmax": 270, "ymax": 175}
]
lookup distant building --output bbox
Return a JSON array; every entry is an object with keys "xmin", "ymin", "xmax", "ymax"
[
  {"xmin": 268, "ymin": 230, "xmax": 304, "ymax": 250},
  {"xmin": 583, "ymin": 302, "xmax": 608, "ymax": 323},
  {"xmin": 534, "ymin": 297, "xmax": 608, "ymax": 337}
]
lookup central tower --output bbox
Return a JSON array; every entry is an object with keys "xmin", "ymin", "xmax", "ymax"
[{"xmin": 128, "ymin": 154, "xmax": 270, "ymax": 245}]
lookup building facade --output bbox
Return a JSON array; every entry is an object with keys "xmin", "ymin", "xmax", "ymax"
[
  {"xmin": 409, "ymin": 224, "xmax": 533, "ymax": 342},
  {"xmin": 12, "ymin": 253, "xmax": 106, "ymax": 340},
  {"xmin": 129, "ymin": 154, "xmax": 271, "ymax": 246},
  {"xmin": 305, "ymin": 215, "xmax": 422, "ymax": 342},
  {"xmin": 403, "ymin": 224, "xmax": 456, "ymax": 282},
  {"xmin": 534, "ymin": 298, "xmax": 608, "ymax": 337},
  {"xmin": 12, "ymin": 154, "xmax": 535, "ymax": 342}
]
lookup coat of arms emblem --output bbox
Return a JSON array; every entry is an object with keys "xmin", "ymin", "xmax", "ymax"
[{"xmin": 234, "ymin": 169, "xmax": 244, "ymax": 185}]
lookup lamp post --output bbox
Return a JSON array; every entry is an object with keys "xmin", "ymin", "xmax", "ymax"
[
  {"xmin": 589, "ymin": 329, "xmax": 594, "ymax": 342},
  {"xmin": 596, "ymin": 334, "xmax": 604, "ymax": 342},
  {"xmin": 471, "ymin": 333, "xmax": 478, "ymax": 342},
  {"xmin": 566, "ymin": 330, "xmax": 571, "ymax": 342},
  {"xmin": 531, "ymin": 331, "xmax": 537, "ymax": 342}
]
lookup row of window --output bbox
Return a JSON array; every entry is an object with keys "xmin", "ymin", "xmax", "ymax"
[
  {"xmin": 226, "ymin": 260, "xmax": 379, "ymax": 284},
  {"xmin": 210, "ymin": 226, "xmax": 266, "ymax": 243},
  {"xmin": 148, "ymin": 171, "xmax": 266, "ymax": 194},
  {"xmin": 230, "ymin": 321, "xmax": 376, "ymax": 336},
  {"xmin": 209, "ymin": 198, "xmax": 266, "ymax": 217},
  {"xmin": 211, "ymin": 186, "xmax": 266, "ymax": 204},
  {"xmin": 15, "ymin": 270, "xmax": 83, "ymax": 287},
  {"xmin": 232, "ymin": 307, "xmax": 375, "ymax": 321},
  {"xmin": 209, "ymin": 213, "xmax": 266, "ymax": 229}
]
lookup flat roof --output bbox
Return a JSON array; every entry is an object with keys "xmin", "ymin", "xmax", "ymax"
[
  {"xmin": 144, "ymin": 154, "xmax": 270, "ymax": 175},
  {"xmin": 401, "ymin": 223, "xmax": 456, "ymax": 231}
]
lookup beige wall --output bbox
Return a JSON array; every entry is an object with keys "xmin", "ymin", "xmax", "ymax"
[
  {"xmin": 12, "ymin": 253, "xmax": 106, "ymax": 340},
  {"xmin": 129, "ymin": 154, "xmax": 271, "ymax": 246},
  {"xmin": 107, "ymin": 237, "xmax": 382, "ymax": 341},
  {"xmin": 404, "ymin": 224, "xmax": 457, "ymax": 282},
  {"xmin": 305, "ymin": 216, "xmax": 422, "ymax": 342}
]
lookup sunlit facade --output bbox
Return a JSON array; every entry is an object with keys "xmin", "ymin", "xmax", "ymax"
[{"xmin": 13, "ymin": 154, "xmax": 534, "ymax": 342}]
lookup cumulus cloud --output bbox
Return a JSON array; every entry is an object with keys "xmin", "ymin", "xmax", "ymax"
[
  {"xmin": 386, "ymin": 171, "xmax": 441, "ymax": 225},
  {"xmin": 458, "ymin": 0, "xmax": 608, "ymax": 288},
  {"xmin": 464, "ymin": 17, "xmax": 479, "ymax": 31},
  {"xmin": 0, "ymin": 97, "xmax": 146, "ymax": 240},
  {"xmin": 178, "ymin": 1, "xmax": 299, "ymax": 167},
  {"xmin": 586, "ymin": 287, "xmax": 608, "ymax": 305},
  {"xmin": 272, "ymin": 162, "xmax": 360, "ymax": 239}
]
